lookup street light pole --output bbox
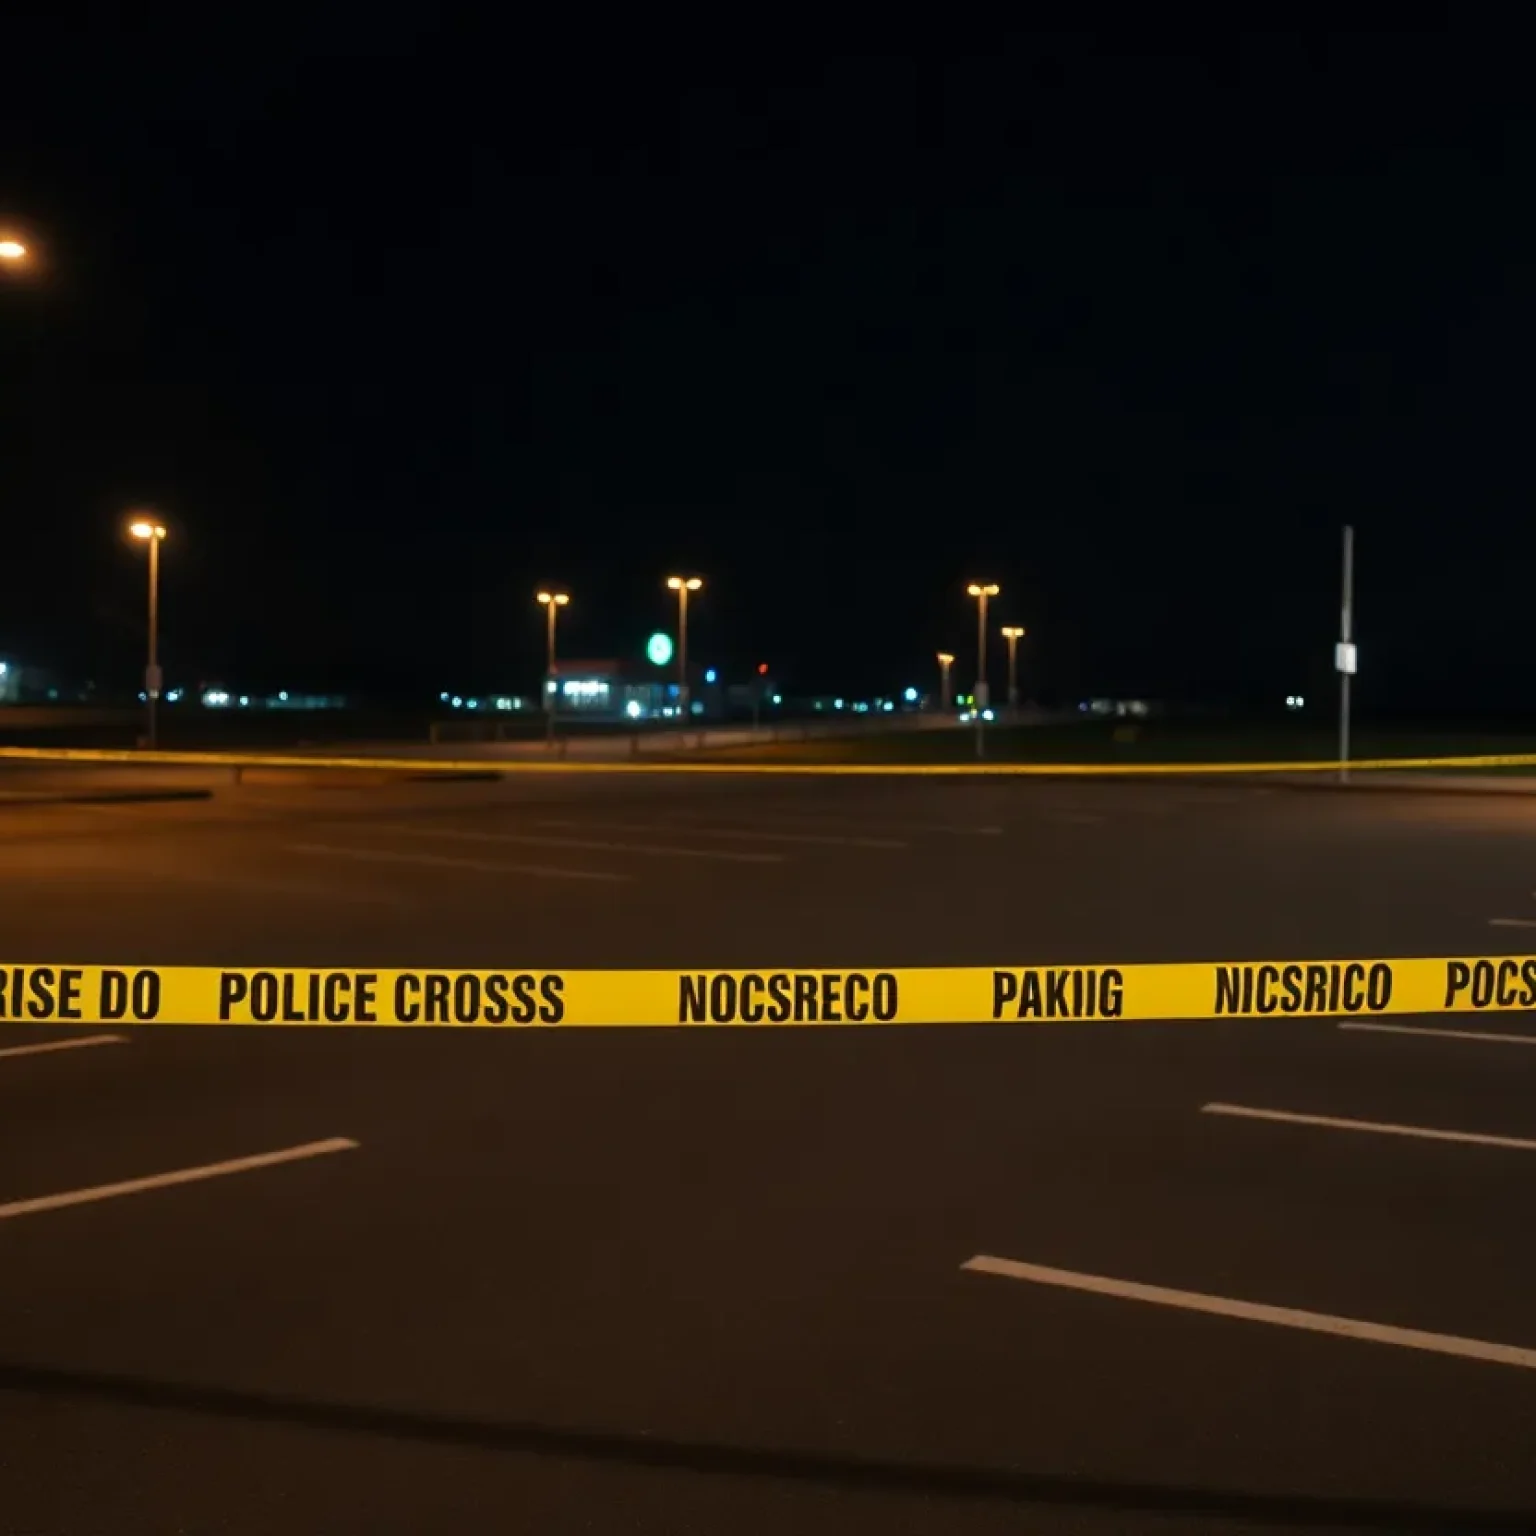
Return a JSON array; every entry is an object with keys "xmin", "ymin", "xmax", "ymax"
[
  {"xmin": 666, "ymin": 576, "xmax": 703, "ymax": 717},
  {"xmin": 1338, "ymin": 525, "xmax": 1355, "ymax": 784},
  {"xmin": 965, "ymin": 582, "xmax": 999, "ymax": 758},
  {"xmin": 536, "ymin": 589, "xmax": 569, "ymax": 746},
  {"xmin": 129, "ymin": 518, "xmax": 167, "ymax": 748},
  {"xmin": 1001, "ymin": 626, "xmax": 1026, "ymax": 713},
  {"xmin": 936, "ymin": 652, "xmax": 954, "ymax": 712}
]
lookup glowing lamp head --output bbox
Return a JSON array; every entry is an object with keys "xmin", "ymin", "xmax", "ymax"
[{"xmin": 129, "ymin": 520, "xmax": 166, "ymax": 541}]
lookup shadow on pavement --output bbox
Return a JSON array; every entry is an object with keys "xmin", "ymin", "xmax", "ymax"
[{"xmin": 0, "ymin": 1359, "xmax": 1530, "ymax": 1531}]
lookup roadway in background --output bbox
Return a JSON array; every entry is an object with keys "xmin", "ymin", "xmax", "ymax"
[{"xmin": 5, "ymin": 774, "xmax": 1536, "ymax": 1531}]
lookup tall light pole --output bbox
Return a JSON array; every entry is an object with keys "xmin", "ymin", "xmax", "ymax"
[
  {"xmin": 966, "ymin": 582, "xmax": 999, "ymax": 759},
  {"xmin": 129, "ymin": 518, "xmax": 167, "ymax": 748},
  {"xmin": 936, "ymin": 652, "xmax": 955, "ymax": 712},
  {"xmin": 1001, "ymin": 625, "xmax": 1026, "ymax": 712},
  {"xmin": 966, "ymin": 582, "xmax": 999, "ymax": 703},
  {"xmin": 666, "ymin": 575, "xmax": 703, "ymax": 716},
  {"xmin": 536, "ymin": 589, "xmax": 570, "ymax": 745}
]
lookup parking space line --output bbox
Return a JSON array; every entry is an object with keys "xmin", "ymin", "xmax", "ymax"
[
  {"xmin": 1201, "ymin": 1101, "xmax": 1536, "ymax": 1151},
  {"xmin": 1489, "ymin": 917, "xmax": 1536, "ymax": 929},
  {"xmin": 282, "ymin": 842, "xmax": 630, "ymax": 883},
  {"xmin": 0, "ymin": 1034, "xmax": 126, "ymax": 1061},
  {"xmin": 1340, "ymin": 1021, "xmax": 1536, "ymax": 1046},
  {"xmin": 961, "ymin": 1253, "xmax": 1536, "ymax": 1370},
  {"xmin": 124, "ymin": 862, "xmax": 417, "ymax": 908},
  {"xmin": 528, "ymin": 816, "xmax": 907, "ymax": 849},
  {"xmin": 379, "ymin": 824, "xmax": 784, "ymax": 865},
  {"xmin": 662, "ymin": 812, "xmax": 1002, "ymax": 837},
  {"xmin": 0, "ymin": 1137, "xmax": 359, "ymax": 1221}
]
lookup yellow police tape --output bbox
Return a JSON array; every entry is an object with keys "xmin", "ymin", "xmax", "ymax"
[
  {"xmin": 3, "ymin": 956, "xmax": 1536, "ymax": 1027},
  {"xmin": 3, "ymin": 744, "xmax": 1536, "ymax": 776}
]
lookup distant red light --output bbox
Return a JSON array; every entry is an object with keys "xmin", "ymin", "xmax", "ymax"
[{"xmin": 757, "ymin": 663, "xmax": 769, "ymax": 675}]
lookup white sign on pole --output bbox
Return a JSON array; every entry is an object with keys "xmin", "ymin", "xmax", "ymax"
[{"xmin": 1334, "ymin": 642, "xmax": 1357, "ymax": 676}]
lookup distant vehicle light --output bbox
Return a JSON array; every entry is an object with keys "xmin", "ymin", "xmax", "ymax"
[
  {"xmin": 704, "ymin": 668, "xmax": 717, "ymax": 684},
  {"xmin": 625, "ymin": 699, "xmax": 643, "ymax": 719},
  {"xmin": 451, "ymin": 696, "xmax": 463, "ymax": 708},
  {"xmin": 771, "ymin": 694, "xmax": 782, "ymax": 705},
  {"xmin": 883, "ymin": 700, "xmax": 895, "ymax": 712},
  {"xmin": 981, "ymin": 708, "xmax": 996, "ymax": 722},
  {"xmin": 959, "ymin": 710, "xmax": 973, "ymax": 723},
  {"xmin": 903, "ymin": 686, "xmax": 918, "ymax": 703}
]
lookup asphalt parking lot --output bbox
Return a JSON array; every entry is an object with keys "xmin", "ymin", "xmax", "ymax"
[{"xmin": 5, "ymin": 772, "xmax": 1536, "ymax": 1532}]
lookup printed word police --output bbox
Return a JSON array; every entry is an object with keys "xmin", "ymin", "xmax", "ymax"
[
  {"xmin": 1444, "ymin": 958, "xmax": 1536, "ymax": 1010},
  {"xmin": 679, "ymin": 971, "xmax": 898, "ymax": 1024},
  {"xmin": 1213, "ymin": 962, "xmax": 1393, "ymax": 1015},
  {"xmin": 0, "ymin": 966, "xmax": 160, "ymax": 1022},
  {"xmin": 991, "ymin": 967, "xmax": 1124, "ymax": 1020},
  {"xmin": 217, "ymin": 970, "xmax": 564, "ymax": 1025}
]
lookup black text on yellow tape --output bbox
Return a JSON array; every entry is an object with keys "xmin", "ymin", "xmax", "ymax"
[
  {"xmin": 0, "ymin": 966, "xmax": 161, "ymax": 1023},
  {"xmin": 990, "ymin": 967, "xmax": 1124, "ymax": 1020},
  {"xmin": 1210, "ymin": 961, "xmax": 1394, "ymax": 1017},
  {"xmin": 678, "ymin": 970, "xmax": 899, "ymax": 1024},
  {"xmin": 5, "ymin": 955, "xmax": 1536, "ymax": 1027},
  {"xmin": 216, "ymin": 970, "xmax": 565, "ymax": 1025}
]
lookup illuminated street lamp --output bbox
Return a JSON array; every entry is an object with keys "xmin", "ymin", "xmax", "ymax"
[
  {"xmin": 965, "ymin": 582, "xmax": 999, "ymax": 758},
  {"xmin": 665, "ymin": 575, "xmax": 703, "ymax": 715},
  {"xmin": 1000, "ymin": 625, "xmax": 1026, "ymax": 710},
  {"xmin": 536, "ymin": 589, "xmax": 570, "ymax": 745},
  {"xmin": 936, "ymin": 651, "xmax": 955, "ymax": 712},
  {"xmin": 965, "ymin": 583, "xmax": 999, "ymax": 706},
  {"xmin": 0, "ymin": 240, "xmax": 27, "ymax": 262},
  {"xmin": 129, "ymin": 518, "xmax": 168, "ymax": 748}
]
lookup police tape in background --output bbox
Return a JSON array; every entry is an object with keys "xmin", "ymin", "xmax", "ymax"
[
  {"xmin": 6, "ymin": 744, "xmax": 1536, "ymax": 777},
  {"xmin": 5, "ymin": 956, "xmax": 1536, "ymax": 1027}
]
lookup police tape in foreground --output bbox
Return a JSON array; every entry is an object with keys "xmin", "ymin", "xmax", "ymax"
[{"xmin": 5, "ymin": 956, "xmax": 1536, "ymax": 1027}]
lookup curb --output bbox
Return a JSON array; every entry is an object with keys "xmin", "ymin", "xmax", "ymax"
[{"xmin": 0, "ymin": 788, "xmax": 215, "ymax": 809}]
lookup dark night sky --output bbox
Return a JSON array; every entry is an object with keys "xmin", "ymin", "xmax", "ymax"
[{"xmin": 2, "ymin": 15, "xmax": 1530, "ymax": 712}]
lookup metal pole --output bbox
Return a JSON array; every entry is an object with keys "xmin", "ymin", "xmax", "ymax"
[
  {"xmin": 677, "ymin": 586, "xmax": 689, "ymax": 718},
  {"xmin": 976, "ymin": 591, "xmax": 988, "ymax": 702},
  {"xmin": 1006, "ymin": 633, "xmax": 1019, "ymax": 711},
  {"xmin": 939, "ymin": 659, "xmax": 951, "ymax": 711},
  {"xmin": 544, "ymin": 600, "xmax": 557, "ymax": 746},
  {"xmin": 1339, "ymin": 524, "xmax": 1354, "ymax": 784},
  {"xmin": 146, "ymin": 533, "xmax": 159, "ymax": 750},
  {"xmin": 975, "ymin": 590, "xmax": 988, "ymax": 760}
]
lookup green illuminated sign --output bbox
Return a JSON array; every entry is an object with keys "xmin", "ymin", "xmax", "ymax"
[{"xmin": 646, "ymin": 631, "xmax": 674, "ymax": 667}]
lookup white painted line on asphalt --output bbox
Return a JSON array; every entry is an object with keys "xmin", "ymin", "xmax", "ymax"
[
  {"xmin": 0, "ymin": 1034, "xmax": 126, "ymax": 1061},
  {"xmin": 1490, "ymin": 917, "xmax": 1536, "ymax": 929},
  {"xmin": 529, "ymin": 816, "xmax": 908, "ymax": 850},
  {"xmin": 128, "ymin": 863, "xmax": 417, "ymax": 908},
  {"xmin": 381, "ymin": 824, "xmax": 784, "ymax": 865},
  {"xmin": 961, "ymin": 1254, "xmax": 1536, "ymax": 1371},
  {"xmin": 282, "ymin": 842, "xmax": 630, "ymax": 883},
  {"xmin": 0, "ymin": 1137, "xmax": 359, "ymax": 1221},
  {"xmin": 667, "ymin": 813, "xmax": 1002, "ymax": 837},
  {"xmin": 1340, "ymin": 1020, "xmax": 1536, "ymax": 1046},
  {"xmin": 1201, "ymin": 1101, "xmax": 1536, "ymax": 1152}
]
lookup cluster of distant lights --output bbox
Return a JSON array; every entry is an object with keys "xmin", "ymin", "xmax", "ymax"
[{"xmin": 134, "ymin": 688, "xmax": 298, "ymax": 707}]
